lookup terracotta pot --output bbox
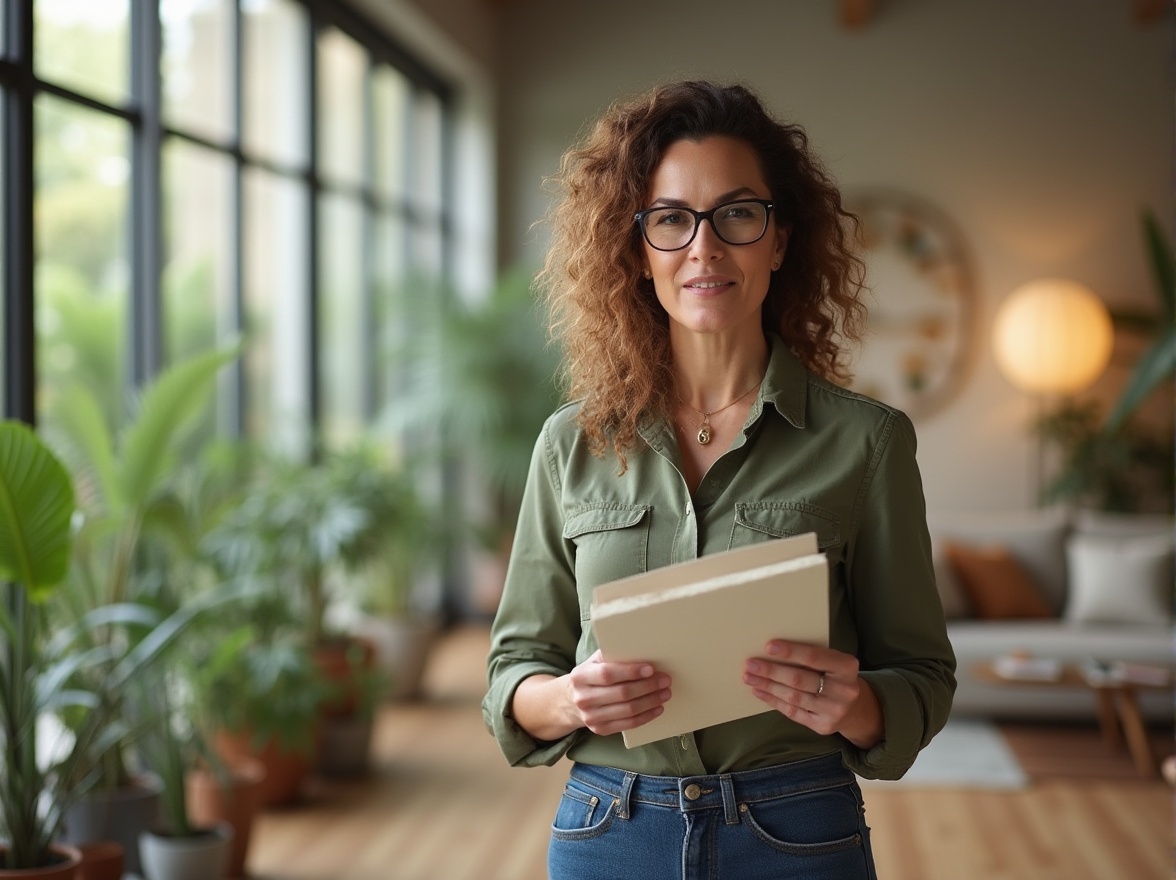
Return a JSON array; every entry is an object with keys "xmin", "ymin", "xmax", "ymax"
[
  {"xmin": 186, "ymin": 758, "xmax": 266, "ymax": 877},
  {"xmin": 75, "ymin": 841, "xmax": 124, "ymax": 880},
  {"xmin": 215, "ymin": 730, "xmax": 313, "ymax": 808},
  {"xmin": 313, "ymin": 636, "xmax": 376, "ymax": 716},
  {"xmin": 0, "ymin": 844, "xmax": 82, "ymax": 877},
  {"xmin": 139, "ymin": 822, "xmax": 232, "ymax": 880}
]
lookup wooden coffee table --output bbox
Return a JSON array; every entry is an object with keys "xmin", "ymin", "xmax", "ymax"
[{"xmin": 971, "ymin": 661, "xmax": 1171, "ymax": 777}]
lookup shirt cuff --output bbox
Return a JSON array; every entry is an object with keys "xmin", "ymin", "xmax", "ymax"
[
  {"xmin": 482, "ymin": 661, "xmax": 588, "ymax": 767},
  {"xmin": 838, "ymin": 670, "xmax": 923, "ymax": 780}
]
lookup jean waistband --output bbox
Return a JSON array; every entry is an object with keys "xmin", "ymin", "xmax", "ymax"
[{"xmin": 567, "ymin": 752, "xmax": 853, "ymax": 822}]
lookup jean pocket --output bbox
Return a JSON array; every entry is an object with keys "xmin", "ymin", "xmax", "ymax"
[
  {"xmin": 738, "ymin": 785, "xmax": 864, "ymax": 856},
  {"xmin": 564, "ymin": 503, "xmax": 651, "ymax": 620},
  {"xmin": 550, "ymin": 782, "xmax": 617, "ymax": 841}
]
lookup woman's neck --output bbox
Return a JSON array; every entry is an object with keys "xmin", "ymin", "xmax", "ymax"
[{"xmin": 670, "ymin": 328, "xmax": 770, "ymax": 412}]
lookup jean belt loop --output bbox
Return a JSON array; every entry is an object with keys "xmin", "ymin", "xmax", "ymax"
[
  {"xmin": 615, "ymin": 771, "xmax": 637, "ymax": 820},
  {"xmin": 719, "ymin": 774, "xmax": 739, "ymax": 825}
]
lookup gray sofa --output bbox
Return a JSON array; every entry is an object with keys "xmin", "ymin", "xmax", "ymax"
[{"xmin": 928, "ymin": 507, "xmax": 1173, "ymax": 721}]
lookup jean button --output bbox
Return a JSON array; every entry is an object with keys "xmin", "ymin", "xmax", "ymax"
[{"xmin": 683, "ymin": 783, "xmax": 702, "ymax": 800}]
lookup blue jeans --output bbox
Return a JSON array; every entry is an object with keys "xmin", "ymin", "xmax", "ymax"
[{"xmin": 548, "ymin": 752, "xmax": 877, "ymax": 880}]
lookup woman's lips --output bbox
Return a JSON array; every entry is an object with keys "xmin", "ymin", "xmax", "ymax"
[{"xmin": 683, "ymin": 278, "xmax": 735, "ymax": 294}]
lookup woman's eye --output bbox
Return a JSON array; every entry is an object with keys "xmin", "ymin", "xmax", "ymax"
[
  {"xmin": 719, "ymin": 205, "xmax": 751, "ymax": 220},
  {"xmin": 652, "ymin": 211, "xmax": 684, "ymax": 227}
]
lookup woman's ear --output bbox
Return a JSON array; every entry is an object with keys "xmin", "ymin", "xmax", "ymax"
[{"xmin": 772, "ymin": 225, "xmax": 791, "ymax": 270}]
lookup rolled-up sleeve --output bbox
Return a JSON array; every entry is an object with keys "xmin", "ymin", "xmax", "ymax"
[
  {"xmin": 838, "ymin": 411, "xmax": 957, "ymax": 780},
  {"xmin": 482, "ymin": 417, "xmax": 589, "ymax": 766}
]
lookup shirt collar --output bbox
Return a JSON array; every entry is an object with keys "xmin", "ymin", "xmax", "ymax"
[{"xmin": 757, "ymin": 333, "xmax": 808, "ymax": 429}]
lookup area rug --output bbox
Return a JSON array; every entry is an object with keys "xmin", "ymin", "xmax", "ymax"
[{"xmin": 858, "ymin": 717, "xmax": 1028, "ymax": 789}]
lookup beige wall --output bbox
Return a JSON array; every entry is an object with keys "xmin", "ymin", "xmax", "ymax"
[{"xmin": 401, "ymin": 0, "xmax": 1173, "ymax": 514}]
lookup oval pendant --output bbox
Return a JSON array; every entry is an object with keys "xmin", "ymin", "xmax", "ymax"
[{"xmin": 697, "ymin": 426, "xmax": 711, "ymax": 445}]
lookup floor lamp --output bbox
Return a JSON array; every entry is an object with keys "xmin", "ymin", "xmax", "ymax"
[{"xmin": 991, "ymin": 278, "xmax": 1114, "ymax": 504}]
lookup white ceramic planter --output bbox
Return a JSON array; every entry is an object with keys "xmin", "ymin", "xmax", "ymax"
[{"xmin": 139, "ymin": 821, "xmax": 233, "ymax": 880}]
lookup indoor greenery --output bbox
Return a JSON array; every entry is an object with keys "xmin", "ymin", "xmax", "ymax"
[
  {"xmin": 386, "ymin": 269, "xmax": 563, "ymax": 555},
  {"xmin": 204, "ymin": 443, "xmax": 431, "ymax": 645},
  {"xmin": 0, "ymin": 421, "xmax": 77, "ymax": 869},
  {"xmin": 0, "ymin": 422, "xmax": 196, "ymax": 868},
  {"xmin": 1035, "ymin": 209, "xmax": 1175, "ymax": 513},
  {"xmin": 45, "ymin": 345, "xmax": 240, "ymax": 792}
]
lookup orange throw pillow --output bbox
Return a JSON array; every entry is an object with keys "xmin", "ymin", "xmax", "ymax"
[{"xmin": 944, "ymin": 541, "xmax": 1054, "ymax": 620}]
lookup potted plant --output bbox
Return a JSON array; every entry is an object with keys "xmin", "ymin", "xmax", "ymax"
[
  {"xmin": 134, "ymin": 684, "xmax": 233, "ymax": 880},
  {"xmin": 45, "ymin": 345, "xmax": 240, "ymax": 873},
  {"xmin": 202, "ymin": 444, "xmax": 407, "ymax": 774},
  {"xmin": 185, "ymin": 607, "xmax": 329, "ymax": 807},
  {"xmin": 1104, "ymin": 209, "xmax": 1175, "ymax": 431},
  {"xmin": 0, "ymin": 420, "xmax": 83, "ymax": 875},
  {"xmin": 1034, "ymin": 210, "xmax": 1175, "ymax": 513},
  {"xmin": 343, "ymin": 451, "xmax": 444, "ymax": 700}
]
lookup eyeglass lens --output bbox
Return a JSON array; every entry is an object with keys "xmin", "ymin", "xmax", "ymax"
[{"xmin": 640, "ymin": 200, "xmax": 770, "ymax": 251}]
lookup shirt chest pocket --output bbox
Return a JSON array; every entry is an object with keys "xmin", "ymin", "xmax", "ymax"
[
  {"xmin": 729, "ymin": 501, "xmax": 842, "ymax": 556},
  {"xmin": 564, "ymin": 503, "xmax": 651, "ymax": 620}
]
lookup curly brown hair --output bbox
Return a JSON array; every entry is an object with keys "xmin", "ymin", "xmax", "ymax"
[{"xmin": 539, "ymin": 80, "xmax": 867, "ymax": 468}]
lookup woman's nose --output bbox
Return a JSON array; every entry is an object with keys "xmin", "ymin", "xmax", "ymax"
[{"xmin": 688, "ymin": 216, "xmax": 725, "ymax": 260}]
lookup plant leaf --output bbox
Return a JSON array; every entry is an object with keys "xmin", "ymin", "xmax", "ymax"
[
  {"xmin": 1104, "ymin": 329, "xmax": 1176, "ymax": 432},
  {"xmin": 117, "ymin": 346, "xmax": 239, "ymax": 510},
  {"xmin": 0, "ymin": 422, "xmax": 75, "ymax": 599},
  {"xmin": 48, "ymin": 385, "xmax": 121, "ymax": 515},
  {"xmin": 1143, "ymin": 209, "xmax": 1176, "ymax": 325}
]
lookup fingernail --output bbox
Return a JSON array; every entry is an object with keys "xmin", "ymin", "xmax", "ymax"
[
  {"xmin": 640, "ymin": 665, "xmax": 654, "ymax": 677},
  {"xmin": 657, "ymin": 675, "xmax": 671, "ymax": 688}
]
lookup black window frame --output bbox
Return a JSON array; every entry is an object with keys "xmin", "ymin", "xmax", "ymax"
[{"xmin": 0, "ymin": 0, "xmax": 456, "ymax": 439}]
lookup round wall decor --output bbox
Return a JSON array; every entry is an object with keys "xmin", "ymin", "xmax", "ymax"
[{"xmin": 842, "ymin": 189, "xmax": 978, "ymax": 420}]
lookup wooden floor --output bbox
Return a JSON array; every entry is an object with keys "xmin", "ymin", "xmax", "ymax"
[{"xmin": 248, "ymin": 626, "xmax": 1174, "ymax": 880}]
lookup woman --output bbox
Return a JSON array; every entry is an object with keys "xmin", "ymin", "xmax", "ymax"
[{"xmin": 483, "ymin": 80, "xmax": 955, "ymax": 880}]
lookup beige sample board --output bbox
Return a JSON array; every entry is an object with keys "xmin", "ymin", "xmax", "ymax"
[{"xmin": 591, "ymin": 534, "xmax": 829, "ymax": 748}]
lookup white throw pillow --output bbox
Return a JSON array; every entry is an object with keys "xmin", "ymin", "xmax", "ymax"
[{"xmin": 1064, "ymin": 533, "xmax": 1174, "ymax": 625}]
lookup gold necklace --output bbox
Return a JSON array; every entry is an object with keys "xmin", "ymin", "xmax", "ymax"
[{"xmin": 677, "ymin": 379, "xmax": 762, "ymax": 446}]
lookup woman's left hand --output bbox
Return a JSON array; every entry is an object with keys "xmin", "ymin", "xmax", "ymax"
[{"xmin": 742, "ymin": 640, "xmax": 884, "ymax": 749}]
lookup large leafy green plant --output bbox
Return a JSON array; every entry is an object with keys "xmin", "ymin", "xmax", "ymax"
[
  {"xmin": 1035, "ymin": 210, "xmax": 1175, "ymax": 513},
  {"xmin": 0, "ymin": 421, "xmax": 76, "ymax": 868},
  {"xmin": 46, "ymin": 345, "xmax": 240, "ymax": 789},
  {"xmin": 0, "ymin": 419, "xmax": 237, "ymax": 869},
  {"xmin": 1104, "ymin": 210, "xmax": 1176, "ymax": 431}
]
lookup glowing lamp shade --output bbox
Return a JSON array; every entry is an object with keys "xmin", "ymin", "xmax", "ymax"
[{"xmin": 992, "ymin": 279, "xmax": 1114, "ymax": 395}]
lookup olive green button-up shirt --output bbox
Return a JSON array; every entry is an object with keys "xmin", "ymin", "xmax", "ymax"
[{"xmin": 483, "ymin": 335, "xmax": 956, "ymax": 780}]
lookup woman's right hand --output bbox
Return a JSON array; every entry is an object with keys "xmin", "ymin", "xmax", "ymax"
[
  {"xmin": 512, "ymin": 651, "xmax": 671, "ymax": 742},
  {"xmin": 566, "ymin": 650, "xmax": 672, "ymax": 736}
]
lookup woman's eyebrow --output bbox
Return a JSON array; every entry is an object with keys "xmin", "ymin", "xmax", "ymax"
[{"xmin": 647, "ymin": 187, "xmax": 760, "ymax": 209}]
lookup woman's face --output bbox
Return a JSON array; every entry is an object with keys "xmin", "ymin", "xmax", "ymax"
[{"xmin": 640, "ymin": 135, "xmax": 788, "ymax": 341}]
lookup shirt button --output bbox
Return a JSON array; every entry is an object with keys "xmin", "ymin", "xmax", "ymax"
[
  {"xmin": 685, "ymin": 502, "xmax": 693, "ymax": 516},
  {"xmin": 684, "ymin": 783, "xmax": 702, "ymax": 801}
]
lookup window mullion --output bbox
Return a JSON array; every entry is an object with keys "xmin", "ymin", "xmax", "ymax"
[
  {"xmin": 305, "ymin": 13, "xmax": 320, "ymax": 456},
  {"xmin": 2, "ymin": 0, "xmax": 33, "ymax": 423},
  {"xmin": 130, "ymin": 0, "xmax": 163, "ymax": 385}
]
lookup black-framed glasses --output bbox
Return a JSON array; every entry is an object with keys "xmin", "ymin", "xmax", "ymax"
[{"xmin": 634, "ymin": 198, "xmax": 774, "ymax": 251}]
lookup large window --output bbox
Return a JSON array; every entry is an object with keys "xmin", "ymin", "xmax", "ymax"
[{"xmin": 2, "ymin": 0, "xmax": 453, "ymax": 464}]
